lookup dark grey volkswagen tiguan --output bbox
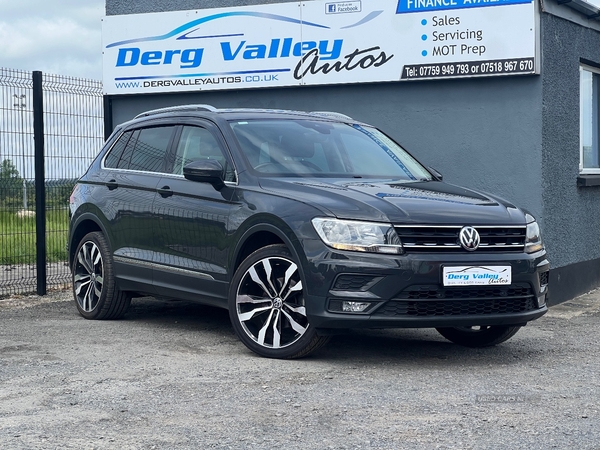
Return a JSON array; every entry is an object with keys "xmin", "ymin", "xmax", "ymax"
[{"xmin": 68, "ymin": 105, "xmax": 549, "ymax": 358}]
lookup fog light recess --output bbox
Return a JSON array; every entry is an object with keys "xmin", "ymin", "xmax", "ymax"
[
  {"xmin": 343, "ymin": 301, "xmax": 371, "ymax": 312},
  {"xmin": 329, "ymin": 299, "xmax": 374, "ymax": 313},
  {"xmin": 537, "ymin": 295, "xmax": 546, "ymax": 308}
]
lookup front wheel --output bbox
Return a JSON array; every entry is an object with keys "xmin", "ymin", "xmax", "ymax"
[
  {"xmin": 436, "ymin": 325, "xmax": 521, "ymax": 347},
  {"xmin": 228, "ymin": 245, "xmax": 329, "ymax": 359}
]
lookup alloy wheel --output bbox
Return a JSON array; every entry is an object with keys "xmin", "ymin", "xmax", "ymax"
[
  {"xmin": 236, "ymin": 256, "xmax": 308, "ymax": 349},
  {"xmin": 73, "ymin": 240, "xmax": 104, "ymax": 312}
]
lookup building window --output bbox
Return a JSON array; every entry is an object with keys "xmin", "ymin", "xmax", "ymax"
[{"xmin": 580, "ymin": 65, "xmax": 600, "ymax": 173}]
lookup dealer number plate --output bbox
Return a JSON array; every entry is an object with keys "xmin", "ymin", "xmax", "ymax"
[{"xmin": 443, "ymin": 266, "xmax": 512, "ymax": 287}]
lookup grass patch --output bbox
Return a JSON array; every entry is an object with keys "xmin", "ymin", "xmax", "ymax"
[{"xmin": 0, "ymin": 209, "xmax": 69, "ymax": 265}]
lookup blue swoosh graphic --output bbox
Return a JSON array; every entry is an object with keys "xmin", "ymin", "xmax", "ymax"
[
  {"xmin": 107, "ymin": 12, "xmax": 329, "ymax": 48},
  {"xmin": 177, "ymin": 31, "xmax": 244, "ymax": 40},
  {"xmin": 341, "ymin": 11, "xmax": 383, "ymax": 29}
]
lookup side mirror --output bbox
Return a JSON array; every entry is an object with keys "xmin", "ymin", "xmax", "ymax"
[
  {"xmin": 428, "ymin": 166, "xmax": 443, "ymax": 181},
  {"xmin": 183, "ymin": 159, "xmax": 225, "ymax": 190}
]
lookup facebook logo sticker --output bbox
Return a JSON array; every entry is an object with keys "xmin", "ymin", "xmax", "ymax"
[{"xmin": 326, "ymin": 2, "xmax": 361, "ymax": 14}]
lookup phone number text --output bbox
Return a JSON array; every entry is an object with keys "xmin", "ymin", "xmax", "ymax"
[{"xmin": 401, "ymin": 58, "xmax": 535, "ymax": 80}]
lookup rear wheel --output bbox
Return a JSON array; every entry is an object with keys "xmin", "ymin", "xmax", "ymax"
[
  {"xmin": 72, "ymin": 231, "xmax": 131, "ymax": 320},
  {"xmin": 228, "ymin": 245, "xmax": 329, "ymax": 359},
  {"xmin": 436, "ymin": 325, "xmax": 521, "ymax": 347}
]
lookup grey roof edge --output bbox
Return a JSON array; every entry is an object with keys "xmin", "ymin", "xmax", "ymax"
[
  {"xmin": 543, "ymin": 0, "xmax": 600, "ymax": 32},
  {"xmin": 558, "ymin": 0, "xmax": 600, "ymax": 18}
]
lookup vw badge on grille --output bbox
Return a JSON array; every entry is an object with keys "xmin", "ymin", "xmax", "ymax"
[{"xmin": 459, "ymin": 226, "xmax": 480, "ymax": 251}]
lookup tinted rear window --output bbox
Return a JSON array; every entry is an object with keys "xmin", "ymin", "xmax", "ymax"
[{"xmin": 104, "ymin": 126, "xmax": 176, "ymax": 173}]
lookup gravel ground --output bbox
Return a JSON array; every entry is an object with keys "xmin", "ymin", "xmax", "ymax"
[{"xmin": 1, "ymin": 289, "xmax": 600, "ymax": 449}]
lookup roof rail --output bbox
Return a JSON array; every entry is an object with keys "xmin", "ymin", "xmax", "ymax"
[
  {"xmin": 134, "ymin": 104, "xmax": 217, "ymax": 119},
  {"xmin": 310, "ymin": 111, "xmax": 354, "ymax": 121}
]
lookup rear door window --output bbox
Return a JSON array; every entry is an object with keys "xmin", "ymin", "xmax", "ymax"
[
  {"xmin": 104, "ymin": 126, "xmax": 176, "ymax": 173},
  {"xmin": 104, "ymin": 131, "xmax": 133, "ymax": 169},
  {"xmin": 129, "ymin": 126, "xmax": 176, "ymax": 173}
]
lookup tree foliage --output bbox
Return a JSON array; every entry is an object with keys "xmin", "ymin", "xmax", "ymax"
[
  {"xmin": 0, "ymin": 159, "xmax": 23, "ymax": 207},
  {"xmin": 0, "ymin": 159, "xmax": 20, "ymax": 179}
]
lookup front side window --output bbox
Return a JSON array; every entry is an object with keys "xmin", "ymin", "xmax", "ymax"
[
  {"xmin": 229, "ymin": 119, "xmax": 432, "ymax": 181},
  {"xmin": 581, "ymin": 65, "xmax": 600, "ymax": 173},
  {"xmin": 173, "ymin": 126, "xmax": 235, "ymax": 182}
]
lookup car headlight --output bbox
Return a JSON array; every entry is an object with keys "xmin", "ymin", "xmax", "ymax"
[
  {"xmin": 525, "ymin": 214, "xmax": 544, "ymax": 254},
  {"xmin": 311, "ymin": 218, "xmax": 403, "ymax": 255}
]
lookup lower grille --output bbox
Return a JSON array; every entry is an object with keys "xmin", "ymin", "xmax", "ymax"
[
  {"xmin": 376, "ymin": 298, "xmax": 537, "ymax": 317},
  {"xmin": 399, "ymin": 284, "xmax": 532, "ymax": 300},
  {"xmin": 375, "ymin": 283, "xmax": 536, "ymax": 317}
]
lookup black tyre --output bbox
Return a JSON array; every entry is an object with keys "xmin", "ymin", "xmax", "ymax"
[
  {"xmin": 436, "ymin": 325, "xmax": 521, "ymax": 347},
  {"xmin": 72, "ymin": 231, "xmax": 131, "ymax": 320},
  {"xmin": 228, "ymin": 244, "xmax": 329, "ymax": 359}
]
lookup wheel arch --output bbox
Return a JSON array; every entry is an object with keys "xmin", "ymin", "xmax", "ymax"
[
  {"xmin": 231, "ymin": 222, "xmax": 304, "ymax": 279},
  {"xmin": 68, "ymin": 213, "xmax": 109, "ymax": 270}
]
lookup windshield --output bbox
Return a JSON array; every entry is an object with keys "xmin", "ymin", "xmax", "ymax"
[{"xmin": 229, "ymin": 119, "xmax": 432, "ymax": 180}]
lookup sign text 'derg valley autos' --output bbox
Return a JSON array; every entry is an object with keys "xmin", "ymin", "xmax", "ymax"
[{"xmin": 115, "ymin": 38, "xmax": 346, "ymax": 70}]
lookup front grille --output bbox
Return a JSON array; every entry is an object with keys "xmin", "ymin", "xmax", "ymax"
[
  {"xmin": 374, "ymin": 282, "xmax": 536, "ymax": 317},
  {"xmin": 395, "ymin": 225, "xmax": 526, "ymax": 253}
]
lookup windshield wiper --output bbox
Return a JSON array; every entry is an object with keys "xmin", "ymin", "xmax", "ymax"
[{"xmin": 388, "ymin": 178, "xmax": 430, "ymax": 185}]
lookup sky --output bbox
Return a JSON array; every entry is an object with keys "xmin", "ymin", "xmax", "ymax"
[{"xmin": 0, "ymin": 0, "xmax": 104, "ymax": 80}]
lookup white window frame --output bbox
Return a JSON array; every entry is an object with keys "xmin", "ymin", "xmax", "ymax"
[{"xmin": 580, "ymin": 64, "xmax": 600, "ymax": 174}]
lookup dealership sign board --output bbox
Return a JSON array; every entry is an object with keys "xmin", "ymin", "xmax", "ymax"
[{"xmin": 102, "ymin": 0, "xmax": 538, "ymax": 95}]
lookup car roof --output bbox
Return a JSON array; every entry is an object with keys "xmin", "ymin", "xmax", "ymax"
[{"xmin": 127, "ymin": 104, "xmax": 364, "ymax": 125}]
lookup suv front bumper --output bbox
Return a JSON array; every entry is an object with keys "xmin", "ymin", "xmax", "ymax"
[{"xmin": 301, "ymin": 242, "xmax": 549, "ymax": 329}]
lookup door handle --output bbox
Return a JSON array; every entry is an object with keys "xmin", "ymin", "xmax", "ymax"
[
  {"xmin": 157, "ymin": 186, "xmax": 174, "ymax": 198},
  {"xmin": 106, "ymin": 180, "xmax": 118, "ymax": 190}
]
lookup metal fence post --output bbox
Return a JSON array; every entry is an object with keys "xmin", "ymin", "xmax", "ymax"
[
  {"xmin": 33, "ymin": 71, "xmax": 46, "ymax": 295},
  {"xmin": 103, "ymin": 95, "xmax": 113, "ymax": 141}
]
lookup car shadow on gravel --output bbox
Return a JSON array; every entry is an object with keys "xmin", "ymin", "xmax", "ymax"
[
  {"xmin": 120, "ymin": 296, "xmax": 544, "ymax": 366},
  {"xmin": 126, "ymin": 297, "xmax": 234, "ymax": 331},
  {"xmin": 319, "ymin": 329, "xmax": 542, "ymax": 367}
]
